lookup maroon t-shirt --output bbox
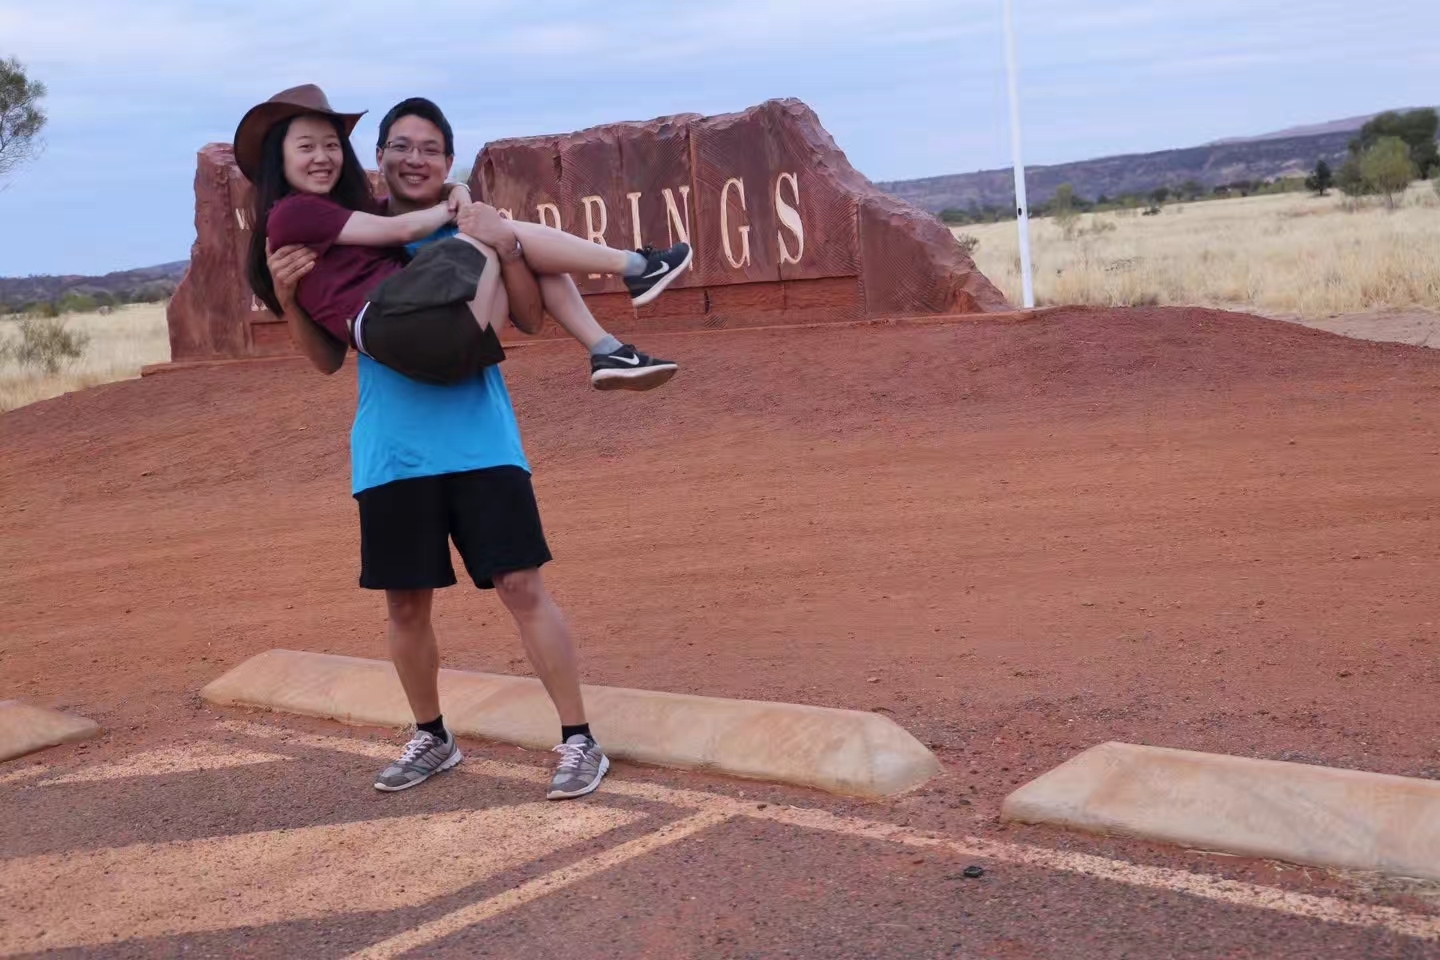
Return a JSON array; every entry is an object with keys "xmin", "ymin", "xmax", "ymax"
[{"xmin": 267, "ymin": 193, "xmax": 406, "ymax": 344}]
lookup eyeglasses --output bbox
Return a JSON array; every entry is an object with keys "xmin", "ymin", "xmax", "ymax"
[{"xmin": 383, "ymin": 141, "xmax": 446, "ymax": 161}]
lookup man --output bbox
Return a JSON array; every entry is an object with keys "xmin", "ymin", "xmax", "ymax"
[{"xmin": 268, "ymin": 97, "xmax": 639, "ymax": 799}]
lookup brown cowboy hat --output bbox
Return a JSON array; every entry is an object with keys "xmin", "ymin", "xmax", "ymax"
[{"xmin": 232, "ymin": 84, "xmax": 366, "ymax": 182}]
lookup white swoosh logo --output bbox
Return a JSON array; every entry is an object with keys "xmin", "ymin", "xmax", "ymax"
[
  {"xmin": 610, "ymin": 353, "xmax": 642, "ymax": 365},
  {"xmin": 641, "ymin": 261, "xmax": 670, "ymax": 280}
]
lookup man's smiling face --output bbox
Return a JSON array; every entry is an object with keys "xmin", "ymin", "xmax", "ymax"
[{"xmin": 377, "ymin": 114, "xmax": 453, "ymax": 207}]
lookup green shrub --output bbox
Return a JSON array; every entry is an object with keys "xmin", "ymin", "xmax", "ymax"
[
  {"xmin": 1359, "ymin": 137, "xmax": 1417, "ymax": 210},
  {"xmin": 10, "ymin": 317, "xmax": 89, "ymax": 373},
  {"xmin": 57, "ymin": 292, "xmax": 99, "ymax": 314}
]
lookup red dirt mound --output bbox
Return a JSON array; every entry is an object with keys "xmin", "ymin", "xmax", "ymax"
[{"xmin": 4, "ymin": 307, "xmax": 1440, "ymax": 809}]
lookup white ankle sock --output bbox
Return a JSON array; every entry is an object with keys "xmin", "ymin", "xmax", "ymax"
[{"xmin": 619, "ymin": 250, "xmax": 648, "ymax": 276}]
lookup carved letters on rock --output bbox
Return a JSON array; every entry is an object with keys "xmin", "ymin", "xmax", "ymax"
[
  {"xmin": 473, "ymin": 98, "xmax": 1008, "ymax": 333},
  {"xmin": 166, "ymin": 100, "xmax": 1007, "ymax": 363}
]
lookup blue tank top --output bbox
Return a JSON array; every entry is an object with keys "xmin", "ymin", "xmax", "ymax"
[{"xmin": 349, "ymin": 226, "xmax": 528, "ymax": 494}]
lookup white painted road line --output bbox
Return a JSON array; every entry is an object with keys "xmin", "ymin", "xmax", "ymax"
[
  {"xmin": 39, "ymin": 744, "xmax": 293, "ymax": 785},
  {"xmin": 0, "ymin": 764, "xmax": 48, "ymax": 786},
  {"xmin": 751, "ymin": 805, "xmax": 1440, "ymax": 943},
  {"xmin": 344, "ymin": 809, "xmax": 735, "ymax": 960},
  {"xmin": 223, "ymin": 720, "xmax": 1440, "ymax": 944},
  {"xmin": 0, "ymin": 803, "xmax": 641, "ymax": 955}
]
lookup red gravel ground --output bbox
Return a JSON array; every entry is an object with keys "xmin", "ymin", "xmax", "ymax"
[{"xmin": 4, "ymin": 306, "xmax": 1440, "ymax": 957}]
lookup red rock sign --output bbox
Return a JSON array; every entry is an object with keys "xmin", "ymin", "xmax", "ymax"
[
  {"xmin": 471, "ymin": 98, "xmax": 1007, "ymax": 331},
  {"xmin": 166, "ymin": 100, "xmax": 1006, "ymax": 363}
]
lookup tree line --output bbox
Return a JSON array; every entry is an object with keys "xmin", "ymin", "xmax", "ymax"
[
  {"xmin": 1, "ymin": 286, "xmax": 172, "ymax": 318},
  {"xmin": 939, "ymin": 177, "xmax": 1309, "ymax": 226},
  {"xmin": 1308, "ymin": 108, "xmax": 1438, "ymax": 209},
  {"xmin": 942, "ymin": 108, "xmax": 1438, "ymax": 225}
]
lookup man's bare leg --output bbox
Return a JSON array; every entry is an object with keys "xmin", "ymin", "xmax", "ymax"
[
  {"xmin": 493, "ymin": 568, "xmax": 586, "ymax": 724},
  {"xmin": 493, "ymin": 568, "xmax": 610, "ymax": 800},
  {"xmin": 386, "ymin": 589, "xmax": 442, "ymax": 723},
  {"xmin": 374, "ymin": 589, "xmax": 464, "ymax": 792}
]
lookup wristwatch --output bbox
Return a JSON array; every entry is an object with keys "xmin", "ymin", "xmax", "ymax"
[{"xmin": 498, "ymin": 237, "xmax": 524, "ymax": 263}]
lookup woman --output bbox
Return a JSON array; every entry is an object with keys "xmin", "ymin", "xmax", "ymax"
[{"xmin": 238, "ymin": 85, "xmax": 691, "ymax": 386}]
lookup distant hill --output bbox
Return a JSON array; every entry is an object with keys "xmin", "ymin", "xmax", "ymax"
[
  {"xmin": 1208, "ymin": 108, "xmax": 1428, "ymax": 145},
  {"xmin": 0, "ymin": 261, "xmax": 189, "ymax": 310},
  {"xmin": 876, "ymin": 108, "xmax": 1434, "ymax": 213}
]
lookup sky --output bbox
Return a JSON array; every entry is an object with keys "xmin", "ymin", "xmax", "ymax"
[{"xmin": 0, "ymin": 0, "xmax": 1433, "ymax": 276}]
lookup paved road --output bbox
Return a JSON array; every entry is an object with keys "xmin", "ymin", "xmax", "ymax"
[{"xmin": 3, "ymin": 717, "xmax": 1437, "ymax": 959}]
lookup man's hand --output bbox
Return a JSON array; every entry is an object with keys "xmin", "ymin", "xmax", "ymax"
[
  {"xmin": 266, "ymin": 242, "xmax": 317, "ymax": 313},
  {"xmin": 446, "ymin": 183, "xmax": 471, "ymax": 217},
  {"xmin": 457, "ymin": 202, "xmax": 517, "ymax": 248}
]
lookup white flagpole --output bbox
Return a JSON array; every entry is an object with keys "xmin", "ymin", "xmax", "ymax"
[{"xmin": 1003, "ymin": 0, "xmax": 1035, "ymax": 308}]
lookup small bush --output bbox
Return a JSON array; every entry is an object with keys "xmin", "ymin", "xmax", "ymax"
[
  {"xmin": 954, "ymin": 233, "xmax": 980, "ymax": 256},
  {"xmin": 1337, "ymin": 157, "xmax": 1369, "ymax": 199},
  {"xmin": 1051, "ymin": 183, "xmax": 1081, "ymax": 240},
  {"xmin": 57, "ymin": 292, "xmax": 99, "ymax": 315},
  {"xmin": 9, "ymin": 317, "xmax": 90, "ymax": 373},
  {"xmin": 1360, "ymin": 137, "xmax": 1417, "ymax": 210},
  {"xmin": 1305, "ymin": 160, "xmax": 1334, "ymax": 196}
]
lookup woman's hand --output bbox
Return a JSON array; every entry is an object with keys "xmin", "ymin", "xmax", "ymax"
[
  {"xmin": 446, "ymin": 183, "xmax": 472, "ymax": 218},
  {"xmin": 266, "ymin": 242, "xmax": 317, "ymax": 313}
]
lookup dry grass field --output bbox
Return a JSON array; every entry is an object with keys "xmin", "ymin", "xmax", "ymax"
[
  {"xmin": 0, "ymin": 303, "xmax": 170, "ymax": 412},
  {"xmin": 956, "ymin": 183, "xmax": 1440, "ymax": 316}
]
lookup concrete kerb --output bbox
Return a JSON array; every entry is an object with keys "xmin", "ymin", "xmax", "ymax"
[
  {"xmin": 0, "ymin": 700, "xmax": 100, "ymax": 763},
  {"xmin": 201, "ymin": 649, "xmax": 942, "ymax": 799},
  {"xmin": 1002, "ymin": 741, "xmax": 1440, "ymax": 883}
]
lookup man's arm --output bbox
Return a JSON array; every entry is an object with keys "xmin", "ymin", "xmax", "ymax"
[
  {"xmin": 457, "ymin": 202, "xmax": 545, "ymax": 335},
  {"xmin": 267, "ymin": 243, "xmax": 346, "ymax": 375}
]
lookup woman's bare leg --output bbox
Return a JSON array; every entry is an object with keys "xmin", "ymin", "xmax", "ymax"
[
  {"xmin": 508, "ymin": 220, "xmax": 634, "ymax": 276},
  {"xmin": 460, "ymin": 229, "xmax": 677, "ymax": 391},
  {"xmin": 537, "ymin": 273, "xmax": 610, "ymax": 350},
  {"xmin": 457, "ymin": 232, "xmax": 605, "ymax": 344},
  {"xmin": 453, "ymin": 235, "xmax": 510, "ymax": 333}
]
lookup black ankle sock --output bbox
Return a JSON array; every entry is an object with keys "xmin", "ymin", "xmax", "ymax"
[
  {"xmin": 418, "ymin": 716, "xmax": 448, "ymax": 740},
  {"xmin": 561, "ymin": 723, "xmax": 592, "ymax": 743}
]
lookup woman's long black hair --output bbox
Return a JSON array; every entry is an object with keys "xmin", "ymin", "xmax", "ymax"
[{"xmin": 245, "ymin": 114, "xmax": 376, "ymax": 316}]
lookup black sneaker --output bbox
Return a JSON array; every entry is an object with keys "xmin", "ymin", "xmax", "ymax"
[
  {"xmin": 625, "ymin": 243, "xmax": 693, "ymax": 307},
  {"xmin": 590, "ymin": 345, "xmax": 679, "ymax": 391}
]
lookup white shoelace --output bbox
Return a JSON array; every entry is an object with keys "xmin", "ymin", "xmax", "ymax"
[
  {"xmin": 552, "ymin": 741, "xmax": 587, "ymax": 772},
  {"xmin": 398, "ymin": 731, "xmax": 438, "ymax": 766}
]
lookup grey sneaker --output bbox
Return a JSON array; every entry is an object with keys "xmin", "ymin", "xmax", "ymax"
[
  {"xmin": 547, "ymin": 735, "xmax": 610, "ymax": 800},
  {"xmin": 374, "ymin": 730, "xmax": 462, "ymax": 792}
]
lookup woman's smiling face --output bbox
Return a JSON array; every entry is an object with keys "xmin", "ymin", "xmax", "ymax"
[{"xmin": 282, "ymin": 115, "xmax": 345, "ymax": 195}]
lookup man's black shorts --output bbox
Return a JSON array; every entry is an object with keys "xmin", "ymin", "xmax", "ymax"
[
  {"xmin": 356, "ymin": 466, "xmax": 551, "ymax": 591},
  {"xmin": 354, "ymin": 237, "xmax": 506, "ymax": 386}
]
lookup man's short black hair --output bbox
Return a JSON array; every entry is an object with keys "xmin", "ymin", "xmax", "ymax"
[{"xmin": 377, "ymin": 97, "xmax": 455, "ymax": 157}]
